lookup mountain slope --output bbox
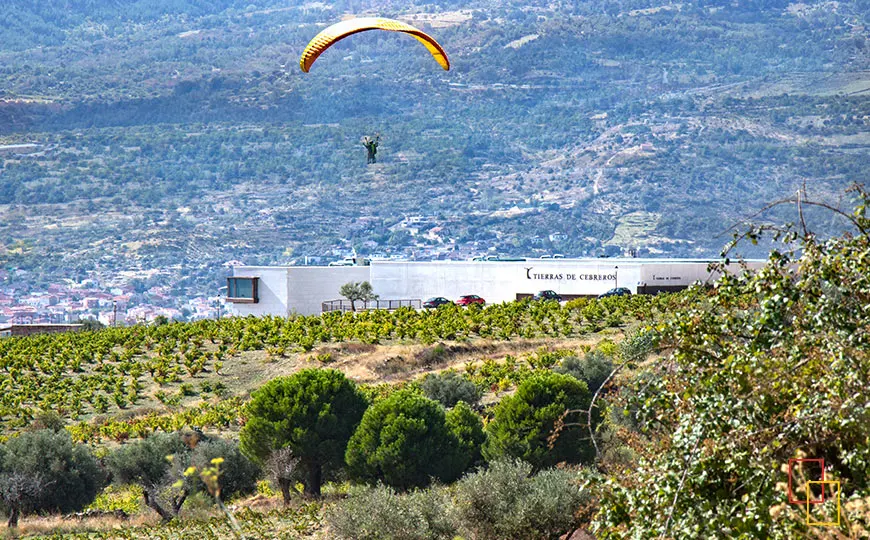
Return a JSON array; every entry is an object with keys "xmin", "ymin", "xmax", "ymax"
[{"xmin": 0, "ymin": 0, "xmax": 868, "ymax": 293}]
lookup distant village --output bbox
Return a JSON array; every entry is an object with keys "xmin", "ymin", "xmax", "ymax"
[{"xmin": 0, "ymin": 267, "xmax": 224, "ymax": 329}]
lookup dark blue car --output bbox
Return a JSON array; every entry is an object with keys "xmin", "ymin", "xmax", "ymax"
[{"xmin": 598, "ymin": 287, "xmax": 632, "ymax": 299}]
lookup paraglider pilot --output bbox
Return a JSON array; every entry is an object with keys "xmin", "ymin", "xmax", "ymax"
[{"xmin": 363, "ymin": 134, "xmax": 379, "ymax": 164}]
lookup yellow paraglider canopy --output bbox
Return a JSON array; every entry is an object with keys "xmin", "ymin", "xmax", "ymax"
[{"xmin": 300, "ymin": 17, "xmax": 450, "ymax": 73}]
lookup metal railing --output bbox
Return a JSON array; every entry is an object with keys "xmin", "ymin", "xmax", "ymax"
[{"xmin": 321, "ymin": 299, "xmax": 422, "ymax": 313}]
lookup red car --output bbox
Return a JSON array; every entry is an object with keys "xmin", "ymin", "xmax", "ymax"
[{"xmin": 456, "ymin": 295, "xmax": 485, "ymax": 306}]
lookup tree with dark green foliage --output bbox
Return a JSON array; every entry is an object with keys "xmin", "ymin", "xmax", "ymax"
[
  {"xmin": 482, "ymin": 372, "xmax": 594, "ymax": 469},
  {"xmin": 346, "ymin": 390, "xmax": 480, "ymax": 490},
  {"xmin": 0, "ymin": 429, "xmax": 104, "ymax": 527},
  {"xmin": 239, "ymin": 369, "xmax": 368, "ymax": 498},
  {"xmin": 444, "ymin": 401, "xmax": 487, "ymax": 474}
]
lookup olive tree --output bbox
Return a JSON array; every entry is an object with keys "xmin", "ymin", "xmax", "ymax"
[
  {"xmin": 107, "ymin": 432, "xmax": 257, "ymax": 521},
  {"xmin": 0, "ymin": 429, "xmax": 104, "ymax": 527},
  {"xmin": 339, "ymin": 281, "xmax": 378, "ymax": 311}
]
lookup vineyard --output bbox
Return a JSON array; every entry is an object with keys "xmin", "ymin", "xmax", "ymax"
[{"xmin": 0, "ymin": 294, "xmax": 684, "ymax": 445}]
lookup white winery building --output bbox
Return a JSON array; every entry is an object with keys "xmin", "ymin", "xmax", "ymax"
[{"xmin": 225, "ymin": 258, "xmax": 767, "ymax": 317}]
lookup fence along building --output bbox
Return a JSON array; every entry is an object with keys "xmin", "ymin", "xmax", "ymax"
[{"xmin": 226, "ymin": 258, "xmax": 767, "ymax": 317}]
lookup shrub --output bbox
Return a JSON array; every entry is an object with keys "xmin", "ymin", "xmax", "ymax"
[
  {"xmin": 451, "ymin": 459, "xmax": 587, "ymax": 540},
  {"xmin": 0, "ymin": 429, "xmax": 105, "ymax": 527},
  {"xmin": 239, "ymin": 369, "xmax": 368, "ymax": 498},
  {"xmin": 189, "ymin": 438, "xmax": 259, "ymax": 501},
  {"xmin": 327, "ymin": 484, "xmax": 455, "ymax": 540},
  {"xmin": 346, "ymin": 391, "xmax": 470, "ymax": 490},
  {"xmin": 414, "ymin": 343, "xmax": 448, "ymax": 367},
  {"xmin": 555, "ymin": 351, "xmax": 613, "ymax": 393},
  {"xmin": 483, "ymin": 372, "xmax": 594, "ymax": 469},
  {"xmin": 618, "ymin": 326, "xmax": 657, "ymax": 364},
  {"xmin": 108, "ymin": 432, "xmax": 259, "ymax": 519},
  {"xmin": 421, "ymin": 371, "xmax": 481, "ymax": 407}
]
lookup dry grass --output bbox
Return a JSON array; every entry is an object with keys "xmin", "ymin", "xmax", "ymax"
[
  {"xmin": 321, "ymin": 335, "xmax": 614, "ymax": 384},
  {"xmin": 5, "ymin": 512, "xmax": 158, "ymax": 538}
]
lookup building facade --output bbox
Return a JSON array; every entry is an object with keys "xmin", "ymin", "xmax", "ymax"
[{"xmin": 227, "ymin": 258, "xmax": 767, "ymax": 317}]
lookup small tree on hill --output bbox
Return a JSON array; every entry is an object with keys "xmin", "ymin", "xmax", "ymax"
[
  {"xmin": 0, "ymin": 429, "xmax": 104, "ymax": 527},
  {"xmin": 339, "ymin": 281, "xmax": 379, "ymax": 312},
  {"xmin": 107, "ymin": 432, "xmax": 257, "ymax": 521},
  {"xmin": 482, "ymin": 372, "xmax": 593, "ymax": 469},
  {"xmin": 106, "ymin": 432, "xmax": 188, "ymax": 521},
  {"xmin": 346, "ymin": 390, "xmax": 482, "ymax": 490},
  {"xmin": 240, "ymin": 369, "xmax": 368, "ymax": 499}
]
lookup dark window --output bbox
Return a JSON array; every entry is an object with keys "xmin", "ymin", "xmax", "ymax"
[{"xmin": 227, "ymin": 277, "xmax": 259, "ymax": 303}]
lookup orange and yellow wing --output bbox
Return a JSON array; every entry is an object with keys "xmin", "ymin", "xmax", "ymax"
[{"xmin": 300, "ymin": 17, "xmax": 450, "ymax": 72}]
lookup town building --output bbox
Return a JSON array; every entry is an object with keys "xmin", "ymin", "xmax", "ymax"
[
  {"xmin": 227, "ymin": 258, "xmax": 767, "ymax": 317},
  {"xmin": 0, "ymin": 324, "xmax": 83, "ymax": 338}
]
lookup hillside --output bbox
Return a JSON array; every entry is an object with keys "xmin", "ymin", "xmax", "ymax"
[{"xmin": 1, "ymin": 0, "xmax": 869, "ymax": 294}]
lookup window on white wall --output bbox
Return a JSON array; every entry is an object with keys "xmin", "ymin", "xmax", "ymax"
[{"xmin": 227, "ymin": 277, "xmax": 259, "ymax": 303}]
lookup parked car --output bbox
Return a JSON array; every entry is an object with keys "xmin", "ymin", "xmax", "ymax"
[
  {"xmin": 456, "ymin": 295, "xmax": 485, "ymax": 306},
  {"xmin": 598, "ymin": 287, "xmax": 632, "ymax": 299},
  {"xmin": 423, "ymin": 297, "xmax": 453, "ymax": 308},
  {"xmin": 533, "ymin": 290, "xmax": 562, "ymax": 301}
]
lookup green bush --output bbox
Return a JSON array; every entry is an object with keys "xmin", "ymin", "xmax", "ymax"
[
  {"xmin": 327, "ymin": 484, "xmax": 455, "ymax": 540},
  {"xmin": 346, "ymin": 390, "xmax": 471, "ymax": 490},
  {"xmin": 617, "ymin": 326, "xmax": 657, "ymax": 364},
  {"xmin": 0, "ymin": 429, "xmax": 105, "ymax": 526},
  {"xmin": 483, "ymin": 372, "xmax": 594, "ymax": 469},
  {"xmin": 107, "ymin": 432, "xmax": 257, "ymax": 519},
  {"xmin": 555, "ymin": 350, "xmax": 613, "ymax": 393},
  {"xmin": 240, "ymin": 369, "xmax": 368, "ymax": 498},
  {"xmin": 189, "ymin": 438, "xmax": 259, "ymax": 501},
  {"xmin": 420, "ymin": 370, "xmax": 481, "ymax": 407},
  {"xmin": 444, "ymin": 401, "xmax": 486, "ymax": 473},
  {"xmin": 451, "ymin": 459, "xmax": 587, "ymax": 540}
]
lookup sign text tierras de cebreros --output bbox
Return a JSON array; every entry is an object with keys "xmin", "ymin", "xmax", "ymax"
[{"xmin": 525, "ymin": 268, "xmax": 616, "ymax": 281}]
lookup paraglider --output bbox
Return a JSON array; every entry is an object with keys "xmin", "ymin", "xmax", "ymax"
[
  {"xmin": 362, "ymin": 134, "xmax": 380, "ymax": 164},
  {"xmin": 300, "ymin": 17, "xmax": 450, "ymax": 73}
]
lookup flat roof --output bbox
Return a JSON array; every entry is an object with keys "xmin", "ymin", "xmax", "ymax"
[{"xmin": 235, "ymin": 257, "xmax": 767, "ymax": 270}]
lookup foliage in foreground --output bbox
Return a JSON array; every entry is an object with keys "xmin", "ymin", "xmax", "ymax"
[
  {"xmin": 593, "ymin": 187, "xmax": 870, "ymax": 538},
  {"xmin": 328, "ymin": 459, "xmax": 588, "ymax": 540}
]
